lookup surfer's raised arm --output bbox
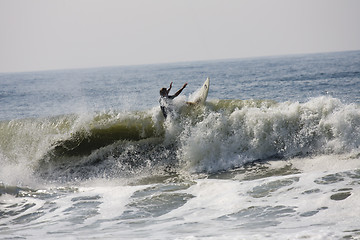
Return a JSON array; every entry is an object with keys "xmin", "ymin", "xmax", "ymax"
[
  {"xmin": 173, "ymin": 83, "xmax": 188, "ymax": 97},
  {"xmin": 167, "ymin": 82, "xmax": 173, "ymax": 95}
]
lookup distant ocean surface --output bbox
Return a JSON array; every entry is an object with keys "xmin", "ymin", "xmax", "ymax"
[{"xmin": 1, "ymin": 51, "xmax": 360, "ymax": 239}]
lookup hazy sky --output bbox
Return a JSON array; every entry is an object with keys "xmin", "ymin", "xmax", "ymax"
[{"xmin": 1, "ymin": 0, "xmax": 360, "ymax": 73}]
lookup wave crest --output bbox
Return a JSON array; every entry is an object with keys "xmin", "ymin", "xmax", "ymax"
[{"xmin": 1, "ymin": 96, "xmax": 359, "ymax": 181}]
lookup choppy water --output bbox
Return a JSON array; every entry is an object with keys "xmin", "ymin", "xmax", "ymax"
[{"xmin": 1, "ymin": 51, "xmax": 360, "ymax": 239}]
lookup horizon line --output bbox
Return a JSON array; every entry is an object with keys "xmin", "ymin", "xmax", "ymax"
[{"xmin": 1, "ymin": 49, "xmax": 359, "ymax": 75}]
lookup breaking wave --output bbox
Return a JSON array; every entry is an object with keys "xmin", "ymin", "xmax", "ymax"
[{"xmin": 0, "ymin": 96, "xmax": 359, "ymax": 182}]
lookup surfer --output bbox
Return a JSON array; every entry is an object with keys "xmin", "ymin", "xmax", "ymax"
[{"xmin": 159, "ymin": 82, "xmax": 188, "ymax": 118}]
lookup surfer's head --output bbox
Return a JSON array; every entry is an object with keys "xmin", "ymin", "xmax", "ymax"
[{"xmin": 160, "ymin": 88, "xmax": 168, "ymax": 97}]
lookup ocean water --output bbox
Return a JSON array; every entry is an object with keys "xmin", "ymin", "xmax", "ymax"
[{"xmin": 0, "ymin": 51, "xmax": 360, "ymax": 239}]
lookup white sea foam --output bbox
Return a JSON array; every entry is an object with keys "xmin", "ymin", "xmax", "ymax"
[{"xmin": 179, "ymin": 96, "xmax": 360, "ymax": 173}]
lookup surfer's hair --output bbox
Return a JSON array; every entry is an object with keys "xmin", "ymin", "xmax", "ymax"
[{"xmin": 160, "ymin": 88, "xmax": 167, "ymax": 95}]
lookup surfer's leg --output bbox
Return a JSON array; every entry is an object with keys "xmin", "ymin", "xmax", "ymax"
[{"xmin": 161, "ymin": 106, "xmax": 167, "ymax": 118}]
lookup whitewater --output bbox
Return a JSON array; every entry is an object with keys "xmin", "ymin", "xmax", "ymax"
[{"xmin": 1, "ymin": 51, "xmax": 360, "ymax": 239}]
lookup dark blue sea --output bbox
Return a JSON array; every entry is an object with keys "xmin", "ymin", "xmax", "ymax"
[{"xmin": 1, "ymin": 51, "xmax": 360, "ymax": 239}]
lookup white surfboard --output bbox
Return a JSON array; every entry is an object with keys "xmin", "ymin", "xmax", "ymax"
[{"xmin": 188, "ymin": 77, "xmax": 210, "ymax": 105}]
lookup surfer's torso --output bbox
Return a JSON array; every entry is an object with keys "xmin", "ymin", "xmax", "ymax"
[{"xmin": 159, "ymin": 95, "xmax": 176, "ymax": 118}]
